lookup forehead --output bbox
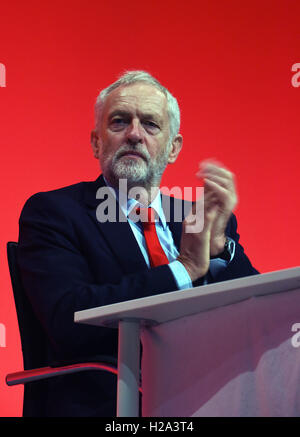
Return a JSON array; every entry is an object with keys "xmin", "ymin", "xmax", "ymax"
[{"xmin": 103, "ymin": 83, "xmax": 168, "ymax": 119}]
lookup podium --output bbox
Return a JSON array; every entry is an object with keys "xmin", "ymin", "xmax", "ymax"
[{"xmin": 74, "ymin": 267, "xmax": 300, "ymax": 417}]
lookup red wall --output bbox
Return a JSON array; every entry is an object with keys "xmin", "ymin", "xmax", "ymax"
[{"xmin": 0, "ymin": 0, "xmax": 299, "ymax": 416}]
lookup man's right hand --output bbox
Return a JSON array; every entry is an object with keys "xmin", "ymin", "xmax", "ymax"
[{"xmin": 177, "ymin": 192, "xmax": 218, "ymax": 282}]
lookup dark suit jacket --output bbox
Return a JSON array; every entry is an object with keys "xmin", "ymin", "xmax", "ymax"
[{"xmin": 17, "ymin": 174, "xmax": 259, "ymax": 416}]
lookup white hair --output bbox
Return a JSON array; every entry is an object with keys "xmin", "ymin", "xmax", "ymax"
[{"xmin": 94, "ymin": 70, "xmax": 181, "ymax": 141}]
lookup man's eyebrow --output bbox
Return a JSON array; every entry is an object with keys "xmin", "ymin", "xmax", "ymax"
[
  {"xmin": 140, "ymin": 112, "xmax": 162, "ymax": 122},
  {"xmin": 108, "ymin": 109, "xmax": 163, "ymax": 124},
  {"xmin": 108, "ymin": 109, "xmax": 130, "ymax": 120}
]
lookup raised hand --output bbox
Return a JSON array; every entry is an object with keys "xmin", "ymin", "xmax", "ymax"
[{"xmin": 196, "ymin": 159, "xmax": 238, "ymax": 256}]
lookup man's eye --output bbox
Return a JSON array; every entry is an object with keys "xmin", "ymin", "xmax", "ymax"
[
  {"xmin": 112, "ymin": 118, "xmax": 125, "ymax": 124},
  {"xmin": 143, "ymin": 121, "xmax": 159, "ymax": 131},
  {"xmin": 110, "ymin": 118, "xmax": 127, "ymax": 129}
]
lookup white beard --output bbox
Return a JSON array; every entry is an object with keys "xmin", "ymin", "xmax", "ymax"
[
  {"xmin": 112, "ymin": 155, "xmax": 149, "ymax": 184},
  {"xmin": 101, "ymin": 144, "xmax": 170, "ymax": 189}
]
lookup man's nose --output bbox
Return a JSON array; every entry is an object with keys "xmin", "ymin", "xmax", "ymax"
[{"xmin": 126, "ymin": 119, "xmax": 143, "ymax": 144}]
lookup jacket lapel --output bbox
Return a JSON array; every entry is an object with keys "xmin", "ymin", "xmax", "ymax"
[
  {"xmin": 83, "ymin": 175, "xmax": 148, "ymax": 275},
  {"xmin": 83, "ymin": 175, "xmax": 188, "ymax": 272}
]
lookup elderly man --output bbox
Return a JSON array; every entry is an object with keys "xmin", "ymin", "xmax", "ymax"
[{"xmin": 18, "ymin": 71, "xmax": 258, "ymax": 417}]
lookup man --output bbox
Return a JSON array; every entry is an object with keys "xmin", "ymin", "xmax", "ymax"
[{"xmin": 17, "ymin": 71, "xmax": 258, "ymax": 417}]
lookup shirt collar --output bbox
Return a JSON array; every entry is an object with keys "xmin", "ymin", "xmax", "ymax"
[{"xmin": 103, "ymin": 176, "xmax": 167, "ymax": 229}]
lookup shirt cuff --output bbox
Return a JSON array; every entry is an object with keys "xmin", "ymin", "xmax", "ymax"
[{"xmin": 168, "ymin": 260, "xmax": 193, "ymax": 290}]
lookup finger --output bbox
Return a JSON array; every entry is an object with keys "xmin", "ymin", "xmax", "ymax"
[
  {"xmin": 203, "ymin": 181, "xmax": 218, "ymax": 198},
  {"xmin": 198, "ymin": 167, "xmax": 233, "ymax": 182},
  {"xmin": 199, "ymin": 158, "xmax": 226, "ymax": 170},
  {"xmin": 186, "ymin": 188, "xmax": 219, "ymax": 218},
  {"xmin": 198, "ymin": 161, "xmax": 234, "ymax": 182},
  {"xmin": 184, "ymin": 196, "xmax": 219, "ymax": 234},
  {"xmin": 202, "ymin": 173, "xmax": 234, "ymax": 190},
  {"xmin": 204, "ymin": 189, "xmax": 219, "ymax": 205},
  {"xmin": 204, "ymin": 178, "xmax": 228, "ymax": 200},
  {"xmin": 204, "ymin": 204, "xmax": 218, "ymax": 231},
  {"xmin": 204, "ymin": 196, "xmax": 220, "ymax": 218}
]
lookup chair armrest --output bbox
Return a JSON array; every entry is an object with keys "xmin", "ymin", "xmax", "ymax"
[
  {"xmin": 6, "ymin": 362, "xmax": 117, "ymax": 385},
  {"xmin": 6, "ymin": 362, "xmax": 142, "ymax": 393}
]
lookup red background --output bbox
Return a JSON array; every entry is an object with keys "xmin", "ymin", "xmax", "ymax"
[{"xmin": 0, "ymin": 0, "xmax": 299, "ymax": 416}]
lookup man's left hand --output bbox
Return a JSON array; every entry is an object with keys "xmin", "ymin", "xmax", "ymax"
[{"xmin": 196, "ymin": 159, "xmax": 238, "ymax": 256}]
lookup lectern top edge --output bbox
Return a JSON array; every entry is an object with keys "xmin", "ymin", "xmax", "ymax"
[{"xmin": 74, "ymin": 266, "xmax": 300, "ymax": 326}]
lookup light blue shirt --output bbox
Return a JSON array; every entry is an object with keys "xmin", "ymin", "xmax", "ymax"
[{"xmin": 104, "ymin": 178, "xmax": 235, "ymax": 290}]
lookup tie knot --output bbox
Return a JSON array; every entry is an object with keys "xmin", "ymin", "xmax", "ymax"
[{"xmin": 136, "ymin": 207, "xmax": 157, "ymax": 224}]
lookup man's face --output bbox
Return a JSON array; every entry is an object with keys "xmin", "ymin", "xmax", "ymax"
[{"xmin": 91, "ymin": 83, "xmax": 182, "ymax": 189}]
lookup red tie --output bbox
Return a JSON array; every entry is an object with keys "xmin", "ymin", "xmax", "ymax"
[{"xmin": 137, "ymin": 207, "xmax": 169, "ymax": 267}]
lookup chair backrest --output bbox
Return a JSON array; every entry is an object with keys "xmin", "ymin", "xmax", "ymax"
[
  {"xmin": 7, "ymin": 242, "xmax": 47, "ymax": 370},
  {"xmin": 7, "ymin": 241, "xmax": 48, "ymax": 416},
  {"xmin": 7, "ymin": 241, "xmax": 120, "ymax": 416}
]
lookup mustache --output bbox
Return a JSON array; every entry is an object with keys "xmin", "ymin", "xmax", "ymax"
[{"xmin": 114, "ymin": 145, "xmax": 150, "ymax": 163}]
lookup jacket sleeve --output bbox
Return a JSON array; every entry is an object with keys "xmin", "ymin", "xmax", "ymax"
[{"xmin": 206, "ymin": 213, "xmax": 259, "ymax": 284}]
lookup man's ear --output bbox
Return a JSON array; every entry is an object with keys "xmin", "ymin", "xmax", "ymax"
[
  {"xmin": 167, "ymin": 134, "xmax": 183, "ymax": 164},
  {"xmin": 91, "ymin": 130, "xmax": 101, "ymax": 159}
]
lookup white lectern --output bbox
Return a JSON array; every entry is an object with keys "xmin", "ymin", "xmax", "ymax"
[{"xmin": 74, "ymin": 267, "xmax": 300, "ymax": 417}]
